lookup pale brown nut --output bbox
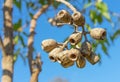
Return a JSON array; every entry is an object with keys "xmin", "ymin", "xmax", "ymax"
[
  {"xmin": 49, "ymin": 47, "xmax": 64, "ymax": 62},
  {"xmin": 86, "ymin": 52, "xmax": 100, "ymax": 65},
  {"xmin": 56, "ymin": 10, "xmax": 72, "ymax": 23},
  {"xmin": 41, "ymin": 39, "xmax": 58, "ymax": 53},
  {"xmin": 72, "ymin": 11, "xmax": 85, "ymax": 26},
  {"xmin": 69, "ymin": 32, "xmax": 82, "ymax": 45},
  {"xmin": 67, "ymin": 48, "xmax": 81, "ymax": 62},
  {"xmin": 76, "ymin": 56, "xmax": 86, "ymax": 68},
  {"xmin": 90, "ymin": 28, "xmax": 106, "ymax": 40},
  {"xmin": 80, "ymin": 41, "xmax": 92, "ymax": 57},
  {"xmin": 56, "ymin": 50, "xmax": 74, "ymax": 68}
]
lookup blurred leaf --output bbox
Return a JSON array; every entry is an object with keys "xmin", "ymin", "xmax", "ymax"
[
  {"xmin": 84, "ymin": 2, "xmax": 92, "ymax": 9},
  {"xmin": 14, "ymin": 48, "xmax": 20, "ymax": 63},
  {"xmin": 39, "ymin": 0, "xmax": 45, "ymax": 5},
  {"xmin": 13, "ymin": 0, "xmax": 21, "ymax": 9},
  {"xmin": 29, "ymin": 13, "xmax": 33, "ymax": 18},
  {"xmin": 23, "ymin": 32, "xmax": 29, "ymax": 37},
  {"xmin": 90, "ymin": 10, "xmax": 97, "ymax": 23},
  {"xmin": 97, "ymin": 14, "xmax": 103, "ymax": 24},
  {"xmin": 13, "ymin": 19, "xmax": 22, "ymax": 31},
  {"xmin": 102, "ymin": 12, "xmax": 111, "ymax": 22},
  {"xmin": 110, "ymin": 29, "xmax": 120, "ymax": 42},
  {"xmin": 101, "ymin": 42, "xmax": 108, "ymax": 55},
  {"xmin": 19, "ymin": 35, "xmax": 26, "ymax": 47},
  {"xmin": 96, "ymin": 2, "xmax": 108, "ymax": 12},
  {"xmin": 85, "ymin": 24, "xmax": 91, "ymax": 31},
  {"xmin": 14, "ymin": 35, "xmax": 19, "ymax": 44}
]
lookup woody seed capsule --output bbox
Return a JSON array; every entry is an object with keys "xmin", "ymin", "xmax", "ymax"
[
  {"xmin": 90, "ymin": 28, "xmax": 106, "ymax": 40},
  {"xmin": 56, "ymin": 10, "xmax": 72, "ymax": 23},
  {"xmin": 41, "ymin": 39, "xmax": 58, "ymax": 53},
  {"xmin": 86, "ymin": 52, "xmax": 100, "ymax": 65},
  {"xmin": 69, "ymin": 32, "xmax": 82, "ymax": 45},
  {"xmin": 49, "ymin": 47, "xmax": 64, "ymax": 62},
  {"xmin": 76, "ymin": 56, "xmax": 86, "ymax": 68},
  {"xmin": 80, "ymin": 41, "xmax": 92, "ymax": 57},
  {"xmin": 72, "ymin": 11, "xmax": 85, "ymax": 26},
  {"xmin": 67, "ymin": 48, "xmax": 81, "ymax": 61}
]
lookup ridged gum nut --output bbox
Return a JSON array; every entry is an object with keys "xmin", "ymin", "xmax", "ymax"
[
  {"xmin": 69, "ymin": 32, "xmax": 82, "ymax": 45},
  {"xmin": 56, "ymin": 10, "xmax": 71, "ymax": 23},
  {"xmin": 72, "ymin": 12, "xmax": 85, "ymax": 26},
  {"xmin": 90, "ymin": 28, "xmax": 106, "ymax": 40},
  {"xmin": 57, "ymin": 50, "xmax": 69, "ymax": 63},
  {"xmin": 61, "ymin": 60, "xmax": 74, "ymax": 68},
  {"xmin": 67, "ymin": 48, "xmax": 81, "ymax": 61},
  {"xmin": 76, "ymin": 56, "xmax": 86, "ymax": 68},
  {"xmin": 49, "ymin": 47, "xmax": 64, "ymax": 62},
  {"xmin": 86, "ymin": 52, "xmax": 100, "ymax": 65},
  {"xmin": 80, "ymin": 41, "xmax": 92, "ymax": 57},
  {"xmin": 41, "ymin": 39, "xmax": 58, "ymax": 52}
]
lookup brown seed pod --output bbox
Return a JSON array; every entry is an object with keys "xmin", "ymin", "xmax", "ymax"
[
  {"xmin": 72, "ymin": 11, "xmax": 85, "ymax": 26},
  {"xmin": 67, "ymin": 48, "xmax": 81, "ymax": 61},
  {"xmin": 56, "ymin": 50, "xmax": 74, "ymax": 68},
  {"xmin": 86, "ymin": 52, "xmax": 100, "ymax": 65},
  {"xmin": 80, "ymin": 41, "xmax": 92, "ymax": 57},
  {"xmin": 41, "ymin": 39, "xmax": 58, "ymax": 53},
  {"xmin": 49, "ymin": 47, "xmax": 64, "ymax": 62},
  {"xmin": 69, "ymin": 32, "xmax": 82, "ymax": 45},
  {"xmin": 57, "ymin": 50, "xmax": 69, "ymax": 63},
  {"xmin": 76, "ymin": 56, "xmax": 86, "ymax": 68},
  {"xmin": 56, "ymin": 10, "xmax": 72, "ymax": 23},
  {"xmin": 90, "ymin": 28, "xmax": 106, "ymax": 40}
]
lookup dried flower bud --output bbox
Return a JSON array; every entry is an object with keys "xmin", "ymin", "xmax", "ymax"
[
  {"xmin": 67, "ymin": 48, "xmax": 81, "ymax": 61},
  {"xmin": 76, "ymin": 56, "xmax": 86, "ymax": 68},
  {"xmin": 80, "ymin": 41, "xmax": 92, "ymax": 57},
  {"xmin": 41, "ymin": 39, "xmax": 58, "ymax": 52},
  {"xmin": 86, "ymin": 52, "xmax": 100, "ymax": 65},
  {"xmin": 69, "ymin": 32, "xmax": 82, "ymax": 45},
  {"xmin": 72, "ymin": 12, "xmax": 85, "ymax": 26},
  {"xmin": 90, "ymin": 28, "xmax": 106, "ymax": 40},
  {"xmin": 49, "ymin": 47, "xmax": 64, "ymax": 62},
  {"xmin": 56, "ymin": 10, "xmax": 72, "ymax": 23},
  {"xmin": 61, "ymin": 60, "xmax": 74, "ymax": 68}
]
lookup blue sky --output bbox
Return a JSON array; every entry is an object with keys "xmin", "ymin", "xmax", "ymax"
[{"xmin": 0, "ymin": 0, "xmax": 120, "ymax": 82}]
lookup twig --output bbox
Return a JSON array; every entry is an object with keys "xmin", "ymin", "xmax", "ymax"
[
  {"xmin": 82, "ymin": 26, "xmax": 88, "ymax": 41},
  {"xmin": 28, "ymin": 4, "xmax": 50, "ymax": 75},
  {"xmin": 56, "ymin": 0, "xmax": 77, "ymax": 13}
]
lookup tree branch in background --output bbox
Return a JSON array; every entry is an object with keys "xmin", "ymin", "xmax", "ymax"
[
  {"xmin": 56, "ymin": 0, "xmax": 77, "ymax": 13},
  {"xmin": 27, "ymin": 1, "xmax": 51, "ymax": 81},
  {"xmin": 2, "ymin": 0, "xmax": 14, "ymax": 82},
  {"xmin": 0, "ymin": 36, "xmax": 6, "ymax": 56}
]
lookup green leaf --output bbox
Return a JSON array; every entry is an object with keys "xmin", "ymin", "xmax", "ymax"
[
  {"xmin": 97, "ymin": 14, "xmax": 103, "ymax": 24},
  {"xmin": 101, "ymin": 43, "xmax": 108, "ymax": 55},
  {"xmin": 85, "ymin": 24, "xmax": 91, "ymax": 31},
  {"xmin": 110, "ymin": 30, "xmax": 120, "ymax": 41},
  {"xmin": 19, "ymin": 35, "xmax": 26, "ymax": 47},
  {"xmin": 14, "ymin": 36, "xmax": 19, "ymax": 44},
  {"xmin": 39, "ymin": 0, "xmax": 45, "ymax": 5},
  {"xmin": 90, "ymin": 10, "xmax": 97, "ymax": 23},
  {"xmin": 84, "ymin": 2, "xmax": 92, "ymax": 9},
  {"xmin": 102, "ymin": 12, "xmax": 111, "ymax": 21},
  {"xmin": 14, "ymin": 48, "xmax": 20, "ymax": 63},
  {"xmin": 13, "ymin": 0, "xmax": 21, "ymax": 9},
  {"xmin": 96, "ymin": 2, "xmax": 108, "ymax": 12},
  {"xmin": 13, "ymin": 19, "xmax": 22, "ymax": 31}
]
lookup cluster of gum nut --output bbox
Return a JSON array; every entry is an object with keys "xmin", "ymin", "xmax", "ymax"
[{"xmin": 41, "ymin": 10, "xmax": 106, "ymax": 68}]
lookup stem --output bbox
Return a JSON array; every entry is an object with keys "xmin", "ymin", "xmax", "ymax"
[
  {"xmin": 82, "ymin": 26, "xmax": 88, "ymax": 41},
  {"xmin": 56, "ymin": 0, "xmax": 77, "ymax": 13}
]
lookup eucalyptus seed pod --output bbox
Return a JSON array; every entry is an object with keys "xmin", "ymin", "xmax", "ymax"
[
  {"xmin": 69, "ymin": 32, "xmax": 82, "ymax": 45},
  {"xmin": 56, "ymin": 10, "xmax": 71, "ymax": 23},
  {"xmin": 76, "ymin": 56, "xmax": 86, "ymax": 68},
  {"xmin": 61, "ymin": 60, "xmax": 74, "ymax": 68},
  {"xmin": 72, "ymin": 11, "xmax": 85, "ymax": 26},
  {"xmin": 67, "ymin": 48, "xmax": 81, "ymax": 61},
  {"xmin": 80, "ymin": 41, "xmax": 92, "ymax": 57},
  {"xmin": 57, "ymin": 50, "xmax": 69, "ymax": 63},
  {"xmin": 49, "ymin": 47, "xmax": 64, "ymax": 62},
  {"xmin": 90, "ymin": 28, "xmax": 106, "ymax": 40},
  {"xmin": 41, "ymin": 39, "xmax": 58, "ymax": 52},
  {"xmin": 86, "ymin": 52, "xmax": 100, "ymax": 65}
]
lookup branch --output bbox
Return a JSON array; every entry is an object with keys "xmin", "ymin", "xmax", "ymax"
[
  {"xmin": 27, "ymin": 4, "xmax": 50, "ymax": 75},
  {"xmin": 56, "ymin": 0, "xmax": 77, "ymax": 13},
  {"xmin": 0, "ymin": 36, "xmax": 6, "ymax": 56}
]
